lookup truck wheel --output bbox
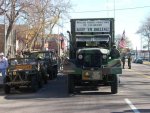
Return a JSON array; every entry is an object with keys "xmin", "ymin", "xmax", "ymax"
[
  {"xmin": 31, "ymin": 76, "xmax": 39, "ymax": 92},
  {"xmin": 4, "ymin": 77, "xmax": 10, "ymax": 94},
  {"xmin": 43, "ymin": 73, "xmax": 48, "ymax": 84},
  {"xmin": 111, "ymin": 74, "xmax": 118, "ymax": 94},
  {"xmin": 67, "ymin": 74, "xmax": 74, "ymax": 94},
  {"xmin": 4, "ymin": 85, "xmax": 10, "ymax": 94},
  {"xmin": 48, "ymin": 71, "xmax": 53, "ymax": 80},
  {"xmin": 54, "ymin": 69, "xmax": 58, "ymax": 79},
  {"xmin": 41, "ymin": 69, "xmax": 48, "ymax": 84},
  {"xmin": 38, "ymin": 74, "xmax": 43, "ymax": 88},
  {"xmin": 44, "ymin": 76, "xmax": 48, "ymax": 84}
]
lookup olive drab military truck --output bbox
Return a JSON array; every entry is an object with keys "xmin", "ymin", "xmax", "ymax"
[{"xmin": 63, "ymin": 18, "xmax": 122, "ymax": 94}]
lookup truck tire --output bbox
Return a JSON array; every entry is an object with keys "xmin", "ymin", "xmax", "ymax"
[
  {"xmin": 48, "ymin": 71, "xmax": 53, "ymax": 80},
  {"xmin": 31, "ymin": 75, "xmax": 39, "ymax": 92},
  {"xmin": 111, "ymin": 74, "xmax": 118, "ymax": 94},
  {"xmin": 67, "ymin": 74, "xmax": 74, "ymax": 94},
  {"xmin": 53, "ymin": 67, "xmax": 57, "ymax": 79},
  {"xmin": 4, "ymin": 85, "xmax": 10, "ymax": 94},
  {"xmin": 38, "ymin": 74, "xmax": 43, "ymax": 88},
  {"xmin": 42, "ymin": 72, "xmax": 48, "ymax": 84},
  {"xmin": 4, "ymin": 76, "xmax": 10, "ymax": 94},
  {"xmin": 54, "ymin": 68, "xmax": 58, "ymax": 78},
  {"xmin": 44, "ymin": 76, "xmax": 48, "ymax": 84},
  {"xmin": 41, "ymin": 68, "xmax": 48, "ymax": 84}
]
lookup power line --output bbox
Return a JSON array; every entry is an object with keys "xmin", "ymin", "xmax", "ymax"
[{"xmin": 69, "ymin": 5, "xmax": 150, "ymax": 13}]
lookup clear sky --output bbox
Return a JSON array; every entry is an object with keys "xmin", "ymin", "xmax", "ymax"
[{"xmin": 60, "ymin": 0, "xmax": 150, "ymax": 50}]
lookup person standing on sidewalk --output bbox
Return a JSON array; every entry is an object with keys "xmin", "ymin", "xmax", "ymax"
[
  {"xmin": 0, "ymin": 52, "xmax": 8, "ymax": 80},
  {"xmin": 127, "ymin": 49, "xmax": 132, "ymax": 69},
  {"xmin": 121, "ymin": 52, "xmax": 126, "ymax": 69}
]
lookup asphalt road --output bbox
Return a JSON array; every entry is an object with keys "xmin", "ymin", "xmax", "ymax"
[{"xmin": 0, "ymin": 63, "xmax": 150, "ymax": 113}]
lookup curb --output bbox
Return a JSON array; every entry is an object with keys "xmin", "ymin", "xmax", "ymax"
[{"xmin": 143, "ymin": 61, "xmax": 150, "ymax": 65}]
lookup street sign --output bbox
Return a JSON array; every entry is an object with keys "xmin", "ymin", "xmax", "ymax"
[{"xmin": 75, "ymin": 20, "xmax": 110, "ymax": 32}]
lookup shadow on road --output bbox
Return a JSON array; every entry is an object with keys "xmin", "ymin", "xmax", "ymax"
[
  {"xmin": 2, "ymin": 75, "xmax": 117, "ymax": 100},
  {"xmin": 112, "ymin": 109, "xmax": 150, "ymax": 113},
  {"xmin": 3, "ymin": 75, "xmax": 70, "ymax": 100},
  {"xmin": 77, "ymin": 91, "xmax": 112, "ymax": 95}
]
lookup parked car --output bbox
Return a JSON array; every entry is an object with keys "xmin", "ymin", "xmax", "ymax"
[{"xmin": 133, "ymin": 57, "xmax": 143, "ymax": 64}]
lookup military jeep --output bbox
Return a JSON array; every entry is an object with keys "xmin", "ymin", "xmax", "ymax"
[
  {"xmin": 4, "ymin": 58, "xmax": 43, "ymax": 94},
  {"xmin": 23, "ymin": 50, "xmax": 58, "ymax": 80}
]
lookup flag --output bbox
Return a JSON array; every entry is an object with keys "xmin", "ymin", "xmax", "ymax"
[
  {"xmin": 119, "ymin": 30, "xmax": 126, "ymax": 48},
  {"xmin": 61, "ymin": 37, "xmax": 65, "ymax": 50},
  {"xmin": 59, "ymin": 34, "xmax": 65, "ymax": 50}
]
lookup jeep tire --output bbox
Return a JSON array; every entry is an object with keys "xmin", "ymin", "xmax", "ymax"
[
  {"xmin": 111, "ymin": 74, "xmax": 118, "ymax": 94},
  {"xmin": 67, "ymin": 74, "xmax": 74, "ymax": 94}
]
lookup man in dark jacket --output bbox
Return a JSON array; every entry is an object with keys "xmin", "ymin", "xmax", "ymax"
[{"xmin": 110, "ymin": 45, "xmax": 120, "ymax": 59}]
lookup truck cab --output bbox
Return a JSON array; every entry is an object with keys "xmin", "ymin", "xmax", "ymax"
[{"xmin": 64, "ymin": 18, "xmax": 122, "ymax": 94}]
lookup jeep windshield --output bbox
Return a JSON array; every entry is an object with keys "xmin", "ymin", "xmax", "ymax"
[
  {"xmin": 8, "ymin": 58, "xmax": 36, "ymax": 65},
  {"xmin": 25, "ymin": 52, "xmax": 52, "ymax": 60}
]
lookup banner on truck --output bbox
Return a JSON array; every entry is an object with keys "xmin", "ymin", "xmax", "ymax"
[{"xmin": 75, "ymin": 20, "xmax": 110, "ymax": 32}]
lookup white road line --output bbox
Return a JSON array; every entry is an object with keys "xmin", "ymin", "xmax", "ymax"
[{"xmin": 125, "ymin": 98, "xmax": 140, "ymax": 113}]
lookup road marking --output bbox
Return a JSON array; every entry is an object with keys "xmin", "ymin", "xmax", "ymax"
[{"xmin": 125, "ymin": 98, "xmax": 140, "ymax": 113}]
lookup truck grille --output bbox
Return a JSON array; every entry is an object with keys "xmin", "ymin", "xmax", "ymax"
[{"xmin": 82, "ymin": 54, "xmax": 102, "ymax": 67}]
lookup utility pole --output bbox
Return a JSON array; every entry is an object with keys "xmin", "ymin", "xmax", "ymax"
[
  {"xmin": 114, "ymin": 0, "xmax": 115, "ymax": 19},
  {"xmin": 58, "ymin": 26, "xmax": 60, "ymax": 57},
  {"xmin": 148, "ymin": 39, "xmax": 150, "ymax": 62},
  {"xmin": 136, "ymin": 46, "xmax": 138, "ymax": 59},
  {"xmin": 4, "ymin": 0, "xmax": 6, "ymax": 56}
]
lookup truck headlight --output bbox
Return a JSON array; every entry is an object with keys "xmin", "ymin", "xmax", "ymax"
[
  {"xmin": 102, "ymin": 55, "xmax": 107, "ymax": 59},
  {"xmin": 78, "ymin": 54, "xmax": 83, "ymax": 60},
  {"xmin": 25, "ymin": 71, "xmax": 29, "ymax": 74}
]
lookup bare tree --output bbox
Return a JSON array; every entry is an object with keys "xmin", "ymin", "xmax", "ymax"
[
  {"xmin": 23, "ymin": 0, "xmax": 72, "ymax": 50},
  {"xmin": 0, "ymin": 0, "xmax": 72, "ymax": 52},
  {"xmin": 0, "ymin": 0, "xmax": 31, "ymax": 57},
  {"xmin": 0, "ymin": 0, "xmax": 30, "ymax": 41},
  {"xmin": 0, "ymin": 0, "xmax": 5, "ymax": 15},
  {"xmin": 137, "ymin": 17, "xmax": 150, "ymax": 61}
]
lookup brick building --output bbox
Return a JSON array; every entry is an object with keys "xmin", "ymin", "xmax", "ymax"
[{"xmin": 0, "ymin": 24, "xmax": 66, "ymax": 57}]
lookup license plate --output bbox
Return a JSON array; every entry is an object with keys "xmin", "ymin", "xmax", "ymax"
[
  {"xmin": 92, "ymin": 71, "xmax": 102, "ymax": 80},
  {"xmin": 82, "ymin": 70, "xmax": 102, "ymax": 80},
  {"xmin": 15, "ymin": 65, "xmax": 32, "ymax": 70}
]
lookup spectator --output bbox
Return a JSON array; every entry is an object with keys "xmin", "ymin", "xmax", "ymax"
[
  {"xmin": 0, "ymin": 52, "xmax": 8, "ymax": 80},
  {"xmin": 121, "ymin": 52, "xmax": 126, "ymax": 69},
  {"xmin": 127, "ymin": 49, "xmax": 132, "ymax": 69}
]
